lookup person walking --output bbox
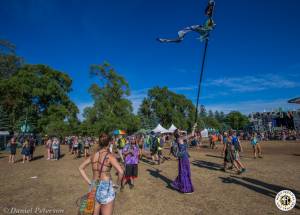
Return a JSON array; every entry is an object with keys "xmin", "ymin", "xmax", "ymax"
[{"xmin": 232, "ymin": 132, "xmax": 246, "ymax": 173}]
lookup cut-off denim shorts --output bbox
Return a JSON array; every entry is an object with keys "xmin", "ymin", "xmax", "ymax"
[{"xmin": 95, "ymin": 180, "xmax": 115, "ymax": 205}]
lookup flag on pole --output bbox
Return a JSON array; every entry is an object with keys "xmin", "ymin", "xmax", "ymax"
[{"xmin": 157, "ymin": 0, "xmax": 216, "ymax": 43}]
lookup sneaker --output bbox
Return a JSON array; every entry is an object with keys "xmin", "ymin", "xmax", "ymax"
[
  {"xmin": 258, "ymin": 156, "xmax": 263, "ymax": 158},
  {"xmin": 241, "ymin": 168, "xmax": 246, "ymax": 173}
]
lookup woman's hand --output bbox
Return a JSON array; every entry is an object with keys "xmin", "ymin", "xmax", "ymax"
[{"xmin": 79, "ymin": 156, "xmax": 92, "ymax": 185}]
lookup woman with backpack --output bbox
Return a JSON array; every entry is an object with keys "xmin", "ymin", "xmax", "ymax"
[
  {"xmin": 231, "ymin": 132, "xmax": 246, "ymax": 174},
  {"xmin": 171, "ymin": 124, "xmax": 196, "ymax": 194}
]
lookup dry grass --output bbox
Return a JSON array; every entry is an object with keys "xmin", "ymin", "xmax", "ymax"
[{"xmin": 0, "ymin": 140, "xmax": 299, "ymax": 215}]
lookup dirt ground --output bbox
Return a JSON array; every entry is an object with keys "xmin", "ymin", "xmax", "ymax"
[{"xmin": 0, "ymin": 140, "xmax": 299, "ymax": 215}]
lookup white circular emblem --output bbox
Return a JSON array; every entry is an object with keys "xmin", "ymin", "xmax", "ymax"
[{"xmin": 275, "ymin": 190, "xmax": 296, "ymax": 211}]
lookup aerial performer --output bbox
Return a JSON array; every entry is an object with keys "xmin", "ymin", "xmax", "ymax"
[
  {"xmin": 157, "ymin": 0, "xmax": 216, "ymax": 123},
  {"xmin": 157, "ymin": 0, "xmax": 215, "ymax": 43}
]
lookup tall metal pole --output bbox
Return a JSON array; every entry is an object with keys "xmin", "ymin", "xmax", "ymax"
[{"xmin": 195, "ymin": 38, "xmax": 209, "ymax": 123}]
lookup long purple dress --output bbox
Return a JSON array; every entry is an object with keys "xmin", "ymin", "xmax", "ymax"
[{"xmin": 171, "ymin": 142, "xmax": 194, "ymax": 193}]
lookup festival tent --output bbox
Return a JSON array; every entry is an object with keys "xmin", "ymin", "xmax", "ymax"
[
  {"xmin": 152, "ymin": 124, "xmax": 169, "ymax": 133},
  {"xmin": 168, "ymin": 124, "xmax": 177, "ymax": 133},
  {"xmin": 201, "ymin": 128, "xmax": 209, "ymax": 138}
]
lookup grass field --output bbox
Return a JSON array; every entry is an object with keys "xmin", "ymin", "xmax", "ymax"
[{"xmin": 0, "ymin": 140, "xmax": 299, "ymax": 215}]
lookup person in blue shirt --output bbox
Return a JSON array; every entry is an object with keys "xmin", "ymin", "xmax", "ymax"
[
  {"xmin": 231, "ymin": 132, "xmax": 246, "ymax": 174},
  {"xmin": 250, "ymin": 132, "xmax": 263, "ymax": 159}
]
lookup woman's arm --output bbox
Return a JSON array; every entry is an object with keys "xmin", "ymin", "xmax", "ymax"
[
  {"xmin": 109, "ymin": 155, "xmax": 124, "ymax": 185},
  {"xmin": 79, "ymin": 156, "xmax": 92, "ymax": 185},
  {"xmin": 186, "ymin": 123, "xmax": 197, "ymax": 139}
]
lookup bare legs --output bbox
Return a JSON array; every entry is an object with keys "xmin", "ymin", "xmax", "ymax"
[
  {"xmin": 253, "ymin": 144, "xmax": 263, "ymax": 158},
  {"xmin": 9, "ymin": 154, "xmax": 15, "ymax": 163},
  {"xmin": 84, "ymin": 148, "xmax": 89, "ymax": 158},
  {"xmin": 47, "ymin": 148, "xmax": 51, "ymax": 160},
  {"xmin": 22, "ymin": 155, "xmax": 29, "ymax": 163},
  {"xmin": 93, "ymin": 200, "xmax": 114, "ymax": 215}
]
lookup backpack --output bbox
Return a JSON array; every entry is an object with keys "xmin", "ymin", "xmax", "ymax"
[
  {"xmin": 232, "ymin": 136, "xmax": 241, "ymax": 152},
  {"xmin": 151, "ymin": 137, "xmax": 159, "ymax": 152}
]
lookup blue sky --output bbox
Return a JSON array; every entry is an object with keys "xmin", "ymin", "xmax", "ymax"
[{"xmin": 1, "ymin": 0, "xmax": 300, "ymax": 118}]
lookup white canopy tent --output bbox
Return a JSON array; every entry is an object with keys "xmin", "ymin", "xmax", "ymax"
[
  {"xmin": 201, "ymin": 128, "xmax": 209, "ymax": 138},
  {"xmin": 152, "ymin": 124, "xmax": 169, "ymax": 133},
  {"xmin": 168, "ymin": 124, "xmax": 177, "ymax": 133}
]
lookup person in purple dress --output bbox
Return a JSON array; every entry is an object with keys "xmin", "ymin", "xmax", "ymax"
[
  {"xmin": 122, "ymin": 136, "xmax": 140, "ymax": 189},
  {"xmin": 171, "ymin": 124, "xmax": 196, "ymax": 194}
]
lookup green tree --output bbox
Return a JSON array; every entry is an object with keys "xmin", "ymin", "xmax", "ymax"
[
  {"xmin": 0, "ymin": 40, "xmax": 22, "ymax": 79},
  {"xmin": 0, "ymin": 106, "xmax": 10, "ymax": 131},
  {"xmin": 83, "ymin": 62, "xmax": 140, "ymax": 135},
  {"xmin": 224, "ymin": 111, "xmax": 249, "ymax": 130},
  {"xmin": 219, "ymin": 111, "xmax": 225, "ymax": 122},
  {"xmin": 0, "ymin": 64, "xmax": 79, "ymax": 135},
  {"xmin": 208, "ymin": 110, "xmax": 214, "ymax": 118},
  {"xmin": 138, "ymin": 87, "xmax": 196, "ymax": 131}
]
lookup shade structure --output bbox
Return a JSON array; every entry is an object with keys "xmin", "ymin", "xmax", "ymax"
[
  {"xmin": 113, "ymin": 130, "xmax": 126, "ymax": 135},
  {"xmin": 201, "ymin": 129, "xmax": 209, "ymax": 138},
  {"xmin": 288, "ymin": 97, "xmax": 300, "ymax": 104},
  {"xmin": 168, "ymin": 124, "xmax": 177, "ymax": 133},
  {"xmin": 152, "ymin": 124, "xmax": 169, "ymax": 133}
]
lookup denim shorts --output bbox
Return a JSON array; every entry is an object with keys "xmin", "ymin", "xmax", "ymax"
[{"xmin": 95, "ymin": 180, "xmax": 115, "ymax": 205}]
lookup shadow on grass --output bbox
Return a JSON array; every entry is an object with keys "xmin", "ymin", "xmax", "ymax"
[
  {"xmin": 146, "ymin": 169, "xmax": 174, "ymax": 190},
  {"xmin": 206, "ymin": 154, "xmax": 224, "ymax": 159},
  {"xmin": 191, "ymin": 160, "xmax": 223, "ymax": 171},
  {"xmin": 140, "ymin": 157, "xmax": 155, "ymax": 165},
  {"xmin": 59, "ymin": 153, "xmax": 65, "ymax": 159},
  {"xmin": 32, "ymin": 155, "xmax": 44, "ymax": 161},
  {"xmin": 219, "ymin": 176, "xmax": 300, "ymax": 210}
]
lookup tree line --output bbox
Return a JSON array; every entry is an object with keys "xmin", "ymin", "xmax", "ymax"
[{"xmin": 0, "ymin": 40, "xmax": 249, "ymax": 136}]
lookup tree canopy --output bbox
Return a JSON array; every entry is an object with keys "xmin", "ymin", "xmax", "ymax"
[
  {"xmin": 0, "ymin": 44, "xmax": 79, "ymax": 135},
  {"xmin": 82, "ymin": 62, "xmax": 140, "ymax": 135},
  {"xmin": 0, "ymin": 39, "xmax": 251, "ymax": 135},
  {"xmin": 138, "ymin": 87, "xmax": 196, "ymax": 131}
]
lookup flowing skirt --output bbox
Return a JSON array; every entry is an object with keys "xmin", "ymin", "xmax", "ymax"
[{"xmin": 171, "ymin": 156, "xmax": 194, "ymax": 193}]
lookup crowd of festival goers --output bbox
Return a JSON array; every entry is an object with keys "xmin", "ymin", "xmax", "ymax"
[{"xmin": 4, "ymin": 126, "xmax": 300, "ymax": 215}]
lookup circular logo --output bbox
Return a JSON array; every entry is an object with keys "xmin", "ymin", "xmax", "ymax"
[{"xmin": 275, "ymin": 190, "xmax": 296, "ymax": 211}]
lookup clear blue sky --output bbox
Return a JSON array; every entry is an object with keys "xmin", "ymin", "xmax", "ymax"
[{"xmin": 1, "ymin": 0, "xmax": 299, "ymax": 117}]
